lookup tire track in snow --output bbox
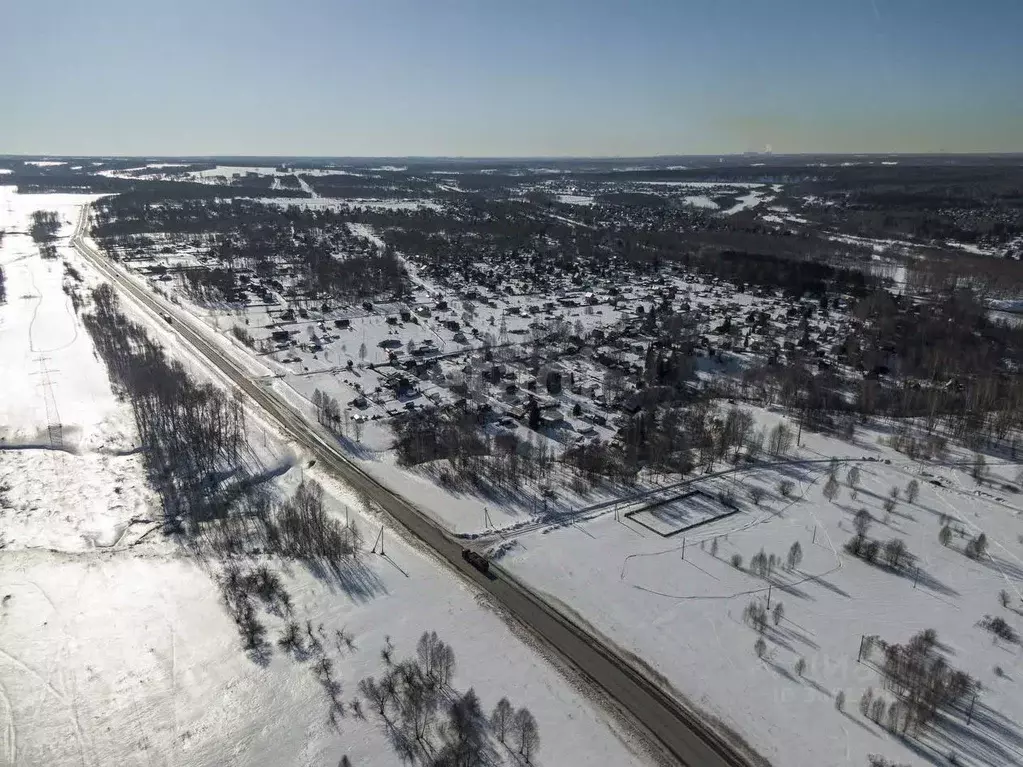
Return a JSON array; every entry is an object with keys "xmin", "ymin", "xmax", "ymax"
[
  {"xmin": 0, "ymin": 647, "xmax": 66, "ymax": 704},
  {"xmin": 22, "ymin": 576, "xmax": 95, "ymax": 767},
  {"xmin": 932, "ymin": 480, "xmax": 1023, "ymax": 603},
  {"xmin": 0, "ymin": 677, "xmax": 16, "ymax": 766}
]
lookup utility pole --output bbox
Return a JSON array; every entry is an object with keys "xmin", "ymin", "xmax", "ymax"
[{"xmin": 766, "ymin": 583, "xmax": 773, "ymax": 610}]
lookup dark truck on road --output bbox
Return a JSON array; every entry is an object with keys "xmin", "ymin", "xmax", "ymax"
[{"xmin": 461, "ymin": 548, "xmax": 490, "ymax": 574}]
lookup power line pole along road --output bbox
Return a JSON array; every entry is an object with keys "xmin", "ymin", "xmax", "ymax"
[{"xmin": 71, "ymin": 205, "xmax": 756, "ymax": 767}]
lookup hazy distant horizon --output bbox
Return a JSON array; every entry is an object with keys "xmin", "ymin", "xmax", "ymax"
[
  {"xmin": 4, "ymin": 0, "xmax": 1020, "ymax": 156},
  {"xmin": 3, "ymin": 153, "xmax": 1018, "ymax": 163}
]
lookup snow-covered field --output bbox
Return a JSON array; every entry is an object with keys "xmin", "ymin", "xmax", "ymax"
[
  {"xmin": 0, "ymin": 189, "xmax": 649, "ymax": 767},
  {"xmin": 496, "ymin": 408, "xmax": 1023, "ymax": 767},
  {"xmin": 1, "ymin": 476, "xmax": 647, "ymax": 767},
  {"xmin": 0, "ymin": 187, "xmax": 151, "ymax": 551}
]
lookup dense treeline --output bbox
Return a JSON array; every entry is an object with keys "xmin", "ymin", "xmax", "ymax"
[
  {"xmin": 689, "ymin": 248, "xmax": 873, "ymax": 297},
  {"xmin": 83, "ymin": 284, "xmax": 246, "ymax": 527},
  {"xmin": 13, "ymin": 170, "xmax": 309, "ymax": 200},
  {"xmin": 730, "ymin": 287, "xmax": 1023, "ymax": 449},
  {"xmin": 29, "ymin": 210, "xmax": 60, "ymax": 242},
  {"xmin": 392, "ymin": 396, "xmax": 769, "ymax": 500},
  {"xmin": 303, "ymin": 172, "xmax": 437, "ymax": 199}
]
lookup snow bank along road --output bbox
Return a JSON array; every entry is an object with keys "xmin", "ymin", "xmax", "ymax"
[{"xmin": 71, "ymin": 206, "xmax": 755, "ymax": 767}]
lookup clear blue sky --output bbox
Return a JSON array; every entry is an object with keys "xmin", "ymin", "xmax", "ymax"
[{"xmin": 3, "ymin": 0, "xmax": 1020, "ymax": 156}]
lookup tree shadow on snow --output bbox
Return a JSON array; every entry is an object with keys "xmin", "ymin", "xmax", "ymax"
[
  {"xmin": 804, "ymin": 574, "xmax": 852, "ymax": 599},
  {"xmin": 300, "ymin": 556, "xmax": 388, "ymax": 603},
  {"xmin": 922, "ymin": 702, "xmax": 1023, "ymax": 767}
]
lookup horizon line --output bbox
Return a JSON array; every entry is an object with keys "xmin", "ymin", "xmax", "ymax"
[{"xmin": 4, "ymin": 151, "xmax": 1023, "ymax": 162}]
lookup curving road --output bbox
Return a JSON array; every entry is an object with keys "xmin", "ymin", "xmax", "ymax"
[{"xmin": 71, "ymin": 206, "xmax": 759, "ymax": 767}]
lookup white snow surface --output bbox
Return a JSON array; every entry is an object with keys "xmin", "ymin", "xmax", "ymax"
[
  {"xmin": 989, "ymin": 299, "xmax": 1023, "ymax": 314},
  {"xmin": 0, "ymin": 189, "xmax": 151, "ymax": 552},
  {"xmin": 683, "ymin": 195, "xmax": 718, "ymax": 209},
  {"xmin": 497, "ymin": 407, "xmax": 1023, "ymax": 767},
  {"xmin": 1, "ymin": 490, "xmax": 646, "ymax": 767}
]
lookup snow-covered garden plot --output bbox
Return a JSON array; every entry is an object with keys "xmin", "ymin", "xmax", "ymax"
[
  {"xmin": 626, "ymin": 489, "xmax": 738, "ymax": 537},
  {"xmin": 496, "ymin": 413, "xmax": 1023, "ymax": 767}
]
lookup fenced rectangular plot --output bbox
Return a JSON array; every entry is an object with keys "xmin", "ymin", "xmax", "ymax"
[{"xmin": 626, "ymin": 489, "xmax": 738, "ymax": 537}]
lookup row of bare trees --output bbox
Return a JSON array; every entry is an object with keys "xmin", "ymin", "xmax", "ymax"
[
  {"xmin": 83, "ymin": 284, "xmax": 246, "ymax": 527},
  {"xmin": 358, "ymin": 631, "xmax": 540, "ymax": 765}
]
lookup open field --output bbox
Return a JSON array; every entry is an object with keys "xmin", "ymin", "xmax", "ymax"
[{"xmin": 497, "ymin": 411, "xmax": 1023, "ymax": 767}]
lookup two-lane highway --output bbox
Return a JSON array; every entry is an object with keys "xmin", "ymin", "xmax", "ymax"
[{"xmin": 71, "ymin": 206, "xmax": 761, "ymax": 767}]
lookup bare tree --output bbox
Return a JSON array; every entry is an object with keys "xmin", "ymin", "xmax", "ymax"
[
  {"xmin": 773, "ymin": 602, "xmax": 785, "ymax": 626},
  {"xmin": 823, "ymin": 474, "xmax": 840, "ymax": 503},
  {"xmin": 754, "ymin": 636, "xmax": 767, "ymax": 658},
  {"xmin": 859, "ymin": 687, "xmax": 874, "ymax": 717},
  {"xmin": 786, "ymin": 541, "xmax": 803, "ymax": 570},
  {"xmin": 513, "ymin": 706, "xmax": 540, "ymax": 763},
  {"xmin": 847, "ymin": 465, "xmax": 861, "ymax": 493},
  {"xmin": 972, "ymin": 454, "xmax": 988, "ymax": 484},
  {"xmin": 854, "ymin": 508, "xmax": 873, "ymax": 537},
  {"xmin": 743, "ymin": 599, "xmax": 768, "ymax": 632},
  {"xmin": 965, "ymin": 532, "xmax": 988, "ymax": 559},
  {"xmin": 768, "ymin": 423, "xmax": 793, "ymax": 457},
  {"xmin": 883, "ymin": 538, "xmax": 909, "ymax": 569},
  {"xmin": 835, "ymin": 690, "xmax": 845, "ymax": 712},
  {"xmin": 278, "ymin": 620, "xmax": 304, "ymax": 653},
  {"xmin": 905, "ymin": 479, "xmax": 919, "ymax": 504},
  {"xmin": 939, "ymin": 524, "xmax": 952, "ymax": 546},
  {"xmin": 438, "ymin": 688, "xmax": 488, "ymax": 766},
  {"xmin": 487, "ymin": 697, "xmax": 512, "ymax": 744},
  {"xmin": 870, "ymin": 696, "xmax": 887, "ymax": 723},
  {"xmin": 795, "ymin": 657, "xmax": 807, "ymax": 677}
]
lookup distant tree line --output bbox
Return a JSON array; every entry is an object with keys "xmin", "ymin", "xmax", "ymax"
[{"xmin": 13, "ymin": 170, "xmax": 309, "ymax": 200}]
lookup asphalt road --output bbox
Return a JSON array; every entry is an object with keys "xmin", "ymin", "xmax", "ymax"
[{"xmin": 71, "ymin": 208, "xmax": 756, "ymax": 767}]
